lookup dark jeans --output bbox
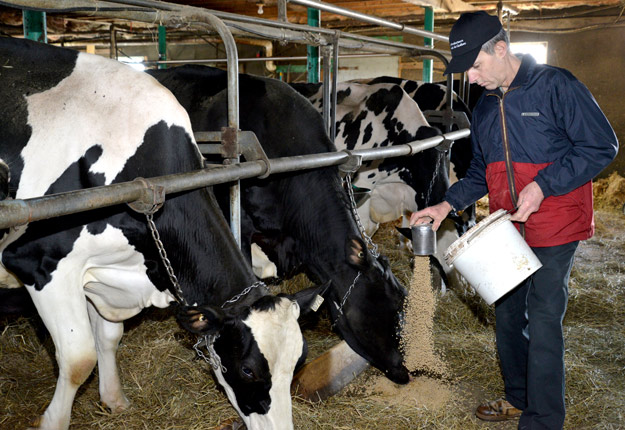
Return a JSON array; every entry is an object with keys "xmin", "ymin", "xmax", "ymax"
[{"xmin": 495, "ymin": 241, "xmax": 578, "ymax": 430}]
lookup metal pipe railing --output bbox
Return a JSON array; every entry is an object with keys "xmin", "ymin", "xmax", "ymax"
[
  {"xmin": 0, "ymin": 130, "xmax": 469, "ymax": 230},
  {"xmin": 0, "ymin": 0, "xmax": 451, "ymax": 60},
  {"xmin": 289, "ymin": 0, "xmax": 449, "ymax": 43},
  {"xmin": 140, "ymin": 53, "xmax": 395, "ymax": 66}
]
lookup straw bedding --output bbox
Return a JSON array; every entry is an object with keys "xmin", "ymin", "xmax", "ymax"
[{"xmin": 1, "ymin": 176, "xmax": 624, "ymax": 429}]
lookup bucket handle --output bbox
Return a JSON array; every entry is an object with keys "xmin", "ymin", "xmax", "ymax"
[{"xmin": 466, "ymin": 209, "xmax": 512, "ymax": 245}]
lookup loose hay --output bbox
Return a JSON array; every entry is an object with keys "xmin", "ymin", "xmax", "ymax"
[
  {"xmin": 1, "ymin": 209, "xmax": 624, "ymax": 429},
  {"xmin": 593, "ymin": 172, "xmax": 625, "ymax": 211}
]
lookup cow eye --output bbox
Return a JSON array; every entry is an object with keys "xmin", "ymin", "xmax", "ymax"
[{"xmin": 241, "ymin": 366, "xmax": 254, "ymax": 379}]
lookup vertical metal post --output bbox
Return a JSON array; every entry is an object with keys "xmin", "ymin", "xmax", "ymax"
[
  {"xmin": 330, "ymin": 31, "xmax": 339, "ymax": 142},
  {"xmin": 158, "ymin": 25, "xmax": 167, "ymax": 69},
  {"xmin": 277, "ymin": 0, "xmax": 288, "ymax": 22},
  {"xmin": 321, "ymin": 45, "xmax": 332, "ymax": 135},
  {"xmin": 109, "ymin": 25, "xmax": 117, "ymax": 59},
  {"xmin": 422, "ymin": 6, "xmax": 433, "ymax": 83},
  {"xmin": 23, "ymin": 10, "xmax": 46, "ymax": 43},
  {"xmin": 307, "ymin": 6, "xmax": 320, "ymax": 83}
]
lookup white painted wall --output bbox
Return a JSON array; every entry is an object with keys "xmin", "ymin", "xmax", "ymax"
[{"xmin": 336, "ymin": 56, "xmax": 400, "ymax": 81}]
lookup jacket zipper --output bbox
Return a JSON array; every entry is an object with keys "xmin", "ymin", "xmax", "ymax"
[{"xmin": 489, "ymin": 88, "xmax": 525, "ymax": 236}]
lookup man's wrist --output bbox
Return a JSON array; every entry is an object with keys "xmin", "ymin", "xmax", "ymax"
[{"xmin": 442, "ymin": 200, "xmax": 455, "ymax": 213}]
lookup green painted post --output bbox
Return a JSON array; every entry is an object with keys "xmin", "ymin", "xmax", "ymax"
[
  {"xmin": 423, "ymin": 7, "xmax": 434, "ymax": 83},
  {"xmin": 23, "ymin": 10, "xmax": 46, "ymax": 43},
  {"xmin": 307, "ymin": 8, "xmax": 320, "ymax": 83},
  {"xmin": 158, "ymin": 25, "xmax": 167, "ymax": 69}
]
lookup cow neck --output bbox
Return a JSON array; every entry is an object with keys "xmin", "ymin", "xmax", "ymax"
[
  {"xmin": 296, "ymin": 173, "xmax": 367, "ymax": 316},
  {"xmin": 140, "ymin": 186, "xmax": 264, "ymax": 305}
]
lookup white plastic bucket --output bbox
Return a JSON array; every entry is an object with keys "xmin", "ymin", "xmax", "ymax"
[{"xmin": 444, "ymin": 209, "xmax": 543, "ymax": 305}]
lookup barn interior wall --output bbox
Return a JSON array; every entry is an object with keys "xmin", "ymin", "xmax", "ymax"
[
  {"xmin": 510, "ymin": 27, "xmax": 625, "ymax": 178},
  {"xmin": 336, "ymin": 56, "xmax": 400, "ymax": 81}
]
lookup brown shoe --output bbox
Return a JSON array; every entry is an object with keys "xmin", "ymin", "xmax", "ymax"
[{"xmin": 475, "ymin": 398, "xmax": 522, "ymax": 422}]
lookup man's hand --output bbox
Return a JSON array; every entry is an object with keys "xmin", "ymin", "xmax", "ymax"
[
  {"xmin": 410, "ymin": 201, "xmax": 452, "ymax": 231},
  {"xmin": 510, "ymin": 181, "xmax": 544, "ymax": 223}
]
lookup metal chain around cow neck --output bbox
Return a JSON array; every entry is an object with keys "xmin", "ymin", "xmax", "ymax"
[
  {"xmin": 344, "ymin": 172, "xmax": 380, "ymax": 258},
  {"xmin": 331, "ymin": 271, "xmax": 362, "ymax": 328},
  {"xmin": 424, "ymin": 150, "xmax": 444, "ymax": 207},
  {"xmin": 145, "ymin": 213, "xmax": 189, "ymax": 306},
  {"xmin": 192, "ymin": 280, "xmax": 266, "ymax": 375},
  {"xmin": 194, "ymin": 334, "xmax": 227, "ymax": 374},
  {"xmin": 143, "ymin": 210, "xmax": 266, "ymax": 375},
  {"xmin": 145, "ymin": 212, "xmax": 266, "ymax": 308}
]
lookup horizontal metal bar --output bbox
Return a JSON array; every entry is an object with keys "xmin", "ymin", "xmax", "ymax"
[
  {"xmin": 0, "ymin": 0, "xmax": 450, "ymax": 61},
  {"xmin": 143, "ymin": 52, "xmax": 395, "ymax": 66},
  {"xmin": 197, "ymin": 144, "xmax": 223, "ymax": 154},
  {"xmin": 0, "ymin": 129, "xmax": 469, "ymax": 230},
  {"xmin": 194, "ymin": 131, "xmax": 222, "ymax": 142},
  {"xmin": 289, "ymin": 0, "xmax": 449, "ymax": 43}
]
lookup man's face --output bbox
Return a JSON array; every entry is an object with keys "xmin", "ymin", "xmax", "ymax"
[{"xmin": 466, "ymin": 43, "xmax": 506, "ymax": 90}]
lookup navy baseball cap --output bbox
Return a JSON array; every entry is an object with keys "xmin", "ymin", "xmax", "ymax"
[{"xmin": 444, "ymin": 11, "xmax": 502, "ymax": 75}]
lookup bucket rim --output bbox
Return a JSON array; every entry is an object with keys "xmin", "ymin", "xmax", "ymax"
[{"xmin": 444, "ymin": 208, "xmax": 513, "ymax": 265}]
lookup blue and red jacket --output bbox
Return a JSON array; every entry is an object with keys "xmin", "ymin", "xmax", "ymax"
[{"xmin": 445, "ymin": 55, "xmax": 618, "ymax": 247}]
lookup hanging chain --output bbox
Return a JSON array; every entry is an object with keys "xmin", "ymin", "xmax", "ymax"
[
  {"xmin": 331, "ymin": 271, "xmax": 361, "ymax": 328},
  {"xmin": 344, "ymin": 173, "xmax": 379, "ymax": 258},
  {"xmin": 144, "ymin": 208, "xmax": 265, "ymax": 375},
  {"xmin": 194, "ymin": 334, "xmax": 226, "ymax": 374},
  {"xmin": 145, "ymin": 213, "xmax": 188, "ymax": 306},
  {"xmin": 193, "ymin": 280, "xmax": 266, "ymax": 374},
  {"xmin": 424, "ymin": 151, "xmax": 443, "ymax": 208},
  {"xmin": 221, "ymin": 281, "xmax": 266, "ymax": 307}
]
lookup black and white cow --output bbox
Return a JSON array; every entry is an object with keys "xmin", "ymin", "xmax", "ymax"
[
  {"xmin": 149, "ymin": 65, "xmax": 411, "ymax": 384},
  {"xmin": 363, "ymin": 76, "xmax": 478, "ymax": 186},
  {"xmin": 0, "ymin": 37, "xmax": 319, "ymax": 430},
  {"xmin": 291, "ymin": 81, "xmax": 448, "ymax": 234},
  {"xmin": 291, "ymin": 79, "xmax": 474, "ymax": 290}
]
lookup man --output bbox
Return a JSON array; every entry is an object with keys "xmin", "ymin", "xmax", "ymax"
[{"xmin": 410, "ymin": 11, "xmax": 618, "ymax": 430}]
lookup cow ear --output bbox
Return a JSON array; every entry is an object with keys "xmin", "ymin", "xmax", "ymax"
[
  {"xmin": 395, "ymin": 227, "xmax": 412, "ymax": 240},
  {"xmin": 174, "ymin": 304, "xmax": 226, "ymax": 335},
  {"xmin": 289, "ymin": 280, "xmax": 332, "ymax": 316},
  {"xmin": 345, "ymin": 236, "xmax": 371, "ymax": 269}
]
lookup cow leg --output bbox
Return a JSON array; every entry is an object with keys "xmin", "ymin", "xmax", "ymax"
[
  {"xmin": 26, "ymin": 285, "xmax": 97, "ymax": 430},
  {"xmin": 87, "ymin": 301, "xmax": 130, "ymax": 413},
  {"xmin": 251, "ymin": 243, "xmax": 278, "ymax": 279},
  {"xmin": 355, "ymin": 198, "xmax": 379, "ymax": 237},
  {"xmin": 368, "ymin": 183, "xmax": 416, "ymax": 228}
]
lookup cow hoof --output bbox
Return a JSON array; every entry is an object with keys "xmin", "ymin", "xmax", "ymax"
[
  {"xmin": 27, "ymin": 415, "xmax": 43, "ymax": 429},
  {"xmin": 101, "ymin": 396, "xmax": 130, "ymax": 414},
  {"xmin": 213, "ymin": 417, "xmax": 246, "ymax": 430}
]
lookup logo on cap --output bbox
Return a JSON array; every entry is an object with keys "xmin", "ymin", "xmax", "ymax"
[{"xmin": 450, "ymin": 40, "xmax": 466, "ymax": 51}]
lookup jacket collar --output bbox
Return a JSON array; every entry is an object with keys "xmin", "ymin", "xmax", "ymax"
[
  {"xmin": 508, "ymin": 54, "xmax": 536, "ymax": 89},
  {"xmin": 483, "ymin": 54, "xmax": 537, "ymax": 96}
]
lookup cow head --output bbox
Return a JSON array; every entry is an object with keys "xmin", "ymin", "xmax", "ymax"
[
  {"xmin": 176, "ymin": 287, "xmax": 323, "ymax": 430},
  {"xmin": 325, "ymin": 236, "xmax": 410, "ymax": 384}
]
